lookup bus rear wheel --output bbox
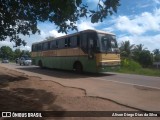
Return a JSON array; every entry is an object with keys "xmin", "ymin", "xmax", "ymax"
[{"xmin": 74, "ymin": 62, "xmax": 83, "ymax": 73}]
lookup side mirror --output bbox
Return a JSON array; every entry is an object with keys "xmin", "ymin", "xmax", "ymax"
[{"xmin": 115, "ymin": 48, "xmax": 120, "ymax": 54}]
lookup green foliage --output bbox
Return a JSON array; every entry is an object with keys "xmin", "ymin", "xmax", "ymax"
[
  {"xmin": 132, "ymin": 44, "xmax": 146, "ymax": 61},
  {"xmin": 153, "ymin": 49, "xmax": 160, "ymax": 55},
  {"xmin": 118, "ymin": 67, "xmax": 160, "ymax": 77},
  {"xmin": 0, "ymin": 46, "xmax": 31, "ymax": 60},
  {"xmin": 0, "ymin": 0, "xmax": 120, "ymax": 46},
  {"xmin": 119, "ymin": 41, "xmax": 134, "ymax": 58},
  {"xmin": 119, "ymin": 42, "xmax": 153, "ymax": 68},
  {"xmin": 138, "ymin": 50, "xmax": 153, "ymax": 67},
  {"xmin": 14, "ymin": 49, "xmax": 21, "ymax": 59},
  {"xmin": 45, "ymin": 36, "xmax": 55, "ymax": 41},
  {"xmin": 121, "ymin": 59, "xmax": 142, "ymax": 71},
  {"xmin": 153, "ymin": 49, "xmax": 160, "ymax": 62},
  {"xmin": 21, "ymin": 50, "xmax": 31, "ymax": 57},
  {"xmin": 154, "ymin": 55, "xmax": 160, "ymax": 62},
  {"xmin": 118, "ymin": 59, "xmax": 160, "ymax": 77},
  {"xmin": 0, "ymin": 46, "xmax": 13, "ymax": 59}
]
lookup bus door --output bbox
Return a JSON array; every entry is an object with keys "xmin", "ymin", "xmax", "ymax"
[{"xmin": 81, "ymin": 32, "xmax": 96, "ymax": 59}]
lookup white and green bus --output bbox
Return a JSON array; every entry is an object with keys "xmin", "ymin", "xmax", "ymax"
[{"xmin": 31, "ymin": 29, "xmax": 120, "ymax": 73}]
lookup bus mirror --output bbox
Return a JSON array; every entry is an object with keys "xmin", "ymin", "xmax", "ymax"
[{"xmin": 115, "ymin": 48, "xmax": 120, "ymax": 54}]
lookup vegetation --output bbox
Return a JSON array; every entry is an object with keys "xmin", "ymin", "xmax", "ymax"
[
  {"xmin": 117, "ymin": 41, "xmax": 160, "ymax": 77},
  {"xmin": 118, "ymin": 58, "xmax": 160, "ymax": 77},
  {"xmin": 119, "ymin": 41, "xmax": 134, "ymax": 58},
  {"xmin": 153, "ymin": 49, "xmax": 160, "ymax": 62},
  {"xmin": 0, "ymin": 0, "xmax": 120, "ymax": 46},
  {"xmin": 0, "ymin": 46, "xmax": 31, "ymax": 61}
]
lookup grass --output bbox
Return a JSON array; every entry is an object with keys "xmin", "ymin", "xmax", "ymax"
[
  {"xmin": 117, "ymin": 68, "xmax": 160, "ymax": 77},
  {"xmin": 115, "ymin": 58, "xmax": 160, "ymax": 77}
]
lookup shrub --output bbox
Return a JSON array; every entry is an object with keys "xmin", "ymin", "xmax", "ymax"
[{"xmin": 121, "ymin": 59, "xmax": 142, "ymax": 71}]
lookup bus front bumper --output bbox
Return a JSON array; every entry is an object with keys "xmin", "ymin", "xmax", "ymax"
[{"xmin": 96, "ymin": 65, "xmax": 120, "ymax": 72}]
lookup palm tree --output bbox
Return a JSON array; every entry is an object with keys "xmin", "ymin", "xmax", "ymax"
[
  {"xmin": 153, "ymin": 49, "xmax": 160, "ymax": 55},
  {"xmin": 153, "ymin": 49, "xmax": 160, "ymax": 62},
  {"xmin": 134, "ymin": 44, "xmax": 147, "ymax": 52},
  {"xmin": 133, "ymin": 44, "xmax": 147, "ymax": 60},
  {"xmin": 119, "ymin": 41, "xmax": 135, "ymax": 58}
]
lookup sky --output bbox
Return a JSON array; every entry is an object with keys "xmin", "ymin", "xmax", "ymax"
[{"xmin": 0, "ymin": 0, "xmax": 160, "ymax": 52}]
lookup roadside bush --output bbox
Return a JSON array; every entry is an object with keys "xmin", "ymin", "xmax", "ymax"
[{"xmin": 121, "ymin": 59, "xmax": 142, "ymax": 71}]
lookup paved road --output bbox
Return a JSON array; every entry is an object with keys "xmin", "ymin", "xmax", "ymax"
[
  {"xmin": 92, "ymin": 72, "xmax": 160, "ymax": 89},
  {"xmin": 1, "ymin": 63, "xmax": 160, "ymax": 112},
  {"xmin": 2, "ymin": 63, "xmax": 160, "ymax": 89}
]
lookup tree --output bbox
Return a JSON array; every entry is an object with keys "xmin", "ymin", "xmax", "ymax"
[
  {"xmin": 45, "ymin": 36, "xmax": 55, "ymax": 41},
  {"xmin": 138, "ymin": 50, "xmax": 153, "ymax": 67},
  {"xmin": 14, "ymin": 49, "xmax": 21, "ymax": 59},
  {"xmin": 132, "ymin": 44, "xmax": 147, "ymax": 61},
  {"xmin": 153, "ymin": 49, "xmax": 160, "ymax": 62},
  {"xmin": 20, "ymin": 50, "xmax": 31, "ymax": 57},
  {"xmin": 119, "ymin": 41, "xmax": 135, "ymax": 58},
  {"xmin": 153, "ymin": 49, "xmax": 160, "ymax": 55},
  {"xmin": 0, "ymin": 0, "xmax": 120, "ymax": 46},
  {"xmin": 0, "ymin": 46, "xmax": 13, "ymax": 59}
]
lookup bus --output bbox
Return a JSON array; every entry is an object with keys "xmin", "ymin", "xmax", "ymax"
[{"xmin": 31, "ymin": 29, "xmax": 120, "ymax": 73}]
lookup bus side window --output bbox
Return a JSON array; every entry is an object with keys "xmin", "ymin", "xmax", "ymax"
[
  {"xmin": 32, "ymin": 45, "xmax": 37, "ymax": 52},
  {"xmin": 77, "ymin": 35, "xmax": 80, "ymax": 46},
  {"xmin": 38, "ymin": 43, "xmax": 42, "ymax": 51},
  {"xmin": 50, "ymin": 40, "xmax": 57, "ymax": 49},
  {"xmin": 48, "ymin": 42, "xmax": 50, "ymax": 50},
  {"xmin": 35, "ymin": 44, "xmax": 38, "ymax": 51},
  {"xmin": 56, "ymin": 41, "xmax": 58, "ymax": 48},
  {"xmin": 81, "ymin": 33, "xmax": 88, "ymax": 52},
  {"xmin": 43, "ymin": 42, "xmax": 49, "ymax": 51},
  {"xmin": 58, "ymin": 39, "xmax": 65, "ymax": 49},
  {"xmin": 88, "ymin": 32, "xmax": 98, "ymax": 52},
  {"xmin": 70, "ymin": 36, "xmax": 77, "ymax": 48},
  {"xmin": 65, "ymin": 38, "xmax": 69, "ymax": 47}
]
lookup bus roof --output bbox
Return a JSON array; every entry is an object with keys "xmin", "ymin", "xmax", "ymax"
[{"xmin": 32, "ymin": 29, "xmax": 115, "ymax": 45}]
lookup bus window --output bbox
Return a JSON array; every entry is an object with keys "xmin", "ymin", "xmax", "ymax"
[
  {"xmin": 77, "ymin": 35, "xmax": 80, "ymax": 46},
  {"xmin": 70, "ymin": 36, "xmax": 78, "ymax": 47},
  {"xmin": 43, "ymin": 42, "xmax": 49, "ymax": 51},
  {"xmin": 50, "ymin": 40, "xmax": 57, "ymax": 49},
  {"xmin": 81, "ymin": 33, "xmax": 88, "ymax": 52},
  {"xmin": 88, "ymin": 32, "xmax": 98, "ymax": 51},
  {"xmin": 37, "ymin": 43, "xmax": 42, "ymax": 51},
  {"xmin": 65, "ymin": 38, "xmax": 69, "ymax": 47},
  {"xmin": 32, "ymin": 45, "xmax": 37, "ymax": 52},
  {"xmin": 98, "ymin": 34, "xmax": 118, "ymax": 52},
  {"xmin": 58, "ymin": 39, "xmax": 65, "ymax": 49}
]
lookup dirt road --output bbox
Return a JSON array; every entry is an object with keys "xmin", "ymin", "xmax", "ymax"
[{"xmin": 0, "ymin": 66, "xmax": 159, "ymax": 120}]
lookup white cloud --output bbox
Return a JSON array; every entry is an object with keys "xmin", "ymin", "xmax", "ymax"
[
  {"xmin": 0, "ymin": 40, "xmax": 31, "ymax": 51},
  {"xmin": 20, "ymin": 45, "xmax": 31, "ymax": 51},
  {"xmin": 102, "ymin": 27, "xmax": 114, "ymax": 32},
  {"xmin": 0, "ymin": 41, "xmax": 13, "ymax": 48},
  {"xmin": 49, "ymin": 30, "xmax": 65, "ymax": 37},
  {"xmin": 153, "ymin": 0, "xmax": 160, "ymax": 4},
  {"xmin": 115, "ymin": 16, "xmax": 145, "ymax": 35},
  {"xmin": 117, "ymin": 34, "xmax": 160, "ymax": 51},
  {"xmin": 77, "ymin": 20, "xmax": 100, "ymax": 31},
  {"xmin": 112, "ymin": 8, "xmax": 160, "ymax": 51},
  {"xmin": 114, "ymin": 8, "xmax": 160, "ymax": 35}
]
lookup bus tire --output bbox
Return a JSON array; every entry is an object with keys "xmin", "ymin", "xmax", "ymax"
[
  {"xmin": 38, "ymin": 60, "xmax": 43, "ymax": 68},
  {"xmin": 74, "ymin": 62, "xmax": 83, "ymax": 73}
]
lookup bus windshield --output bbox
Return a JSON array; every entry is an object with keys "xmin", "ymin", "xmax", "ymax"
[{"xmin": 98, "ymin": 33, "xmax": 118, "ymax": 53}]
